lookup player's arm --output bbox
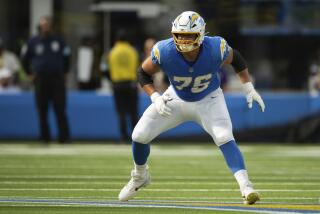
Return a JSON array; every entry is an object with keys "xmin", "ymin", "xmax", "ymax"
[
  {"xmin": 224, "ymin": 48, "xmax": 265, "ymax": 112},
  {"xmin": 20, "ymin": 41, "xmax": 34, "ymax": 82},
  {"xmin": 138, "ymin": 56, "xmax": 172, "ymax": 116},
  {"xmin": 139, "ymin": 56, "xmax": 160, "ymax": 96},
  {"xmin": 223, "ymin": 48, "xmax": 250, "ymax": 83}
]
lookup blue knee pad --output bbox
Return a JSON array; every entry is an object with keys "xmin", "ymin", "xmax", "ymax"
[
  {"xmin": 132, "ymin": 141, "xmax": 150, "ymax": 165},
  {"xmin": 219, "ymin": 140, "xmax": 245, "ymax": 174}
]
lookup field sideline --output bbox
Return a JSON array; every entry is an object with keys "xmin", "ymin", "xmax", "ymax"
[{"xmin": 0, "ymin": 143, "xmax": 319, "ymax": 214}]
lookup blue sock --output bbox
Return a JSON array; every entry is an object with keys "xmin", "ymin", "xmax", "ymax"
[
  {"xmin": 219, "ymin": 140, "xmax": 245, "ymax": 174},
  {"xmin": 132, "ymin": 141, "xmax": 150, "ymax": 165}
]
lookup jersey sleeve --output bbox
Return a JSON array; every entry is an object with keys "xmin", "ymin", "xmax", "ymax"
[
  {"xmin": 218, "ymin": 37, "xmax": 230, "ymax": 62},
  {"xmin": 151, "ymin": 42, "xmax": 161, "ymax": 65}
]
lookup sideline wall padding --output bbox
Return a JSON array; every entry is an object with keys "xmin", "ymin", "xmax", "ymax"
[{"xmin": 0, "ymin": 91, "xmax": 319, "ymax": 140}]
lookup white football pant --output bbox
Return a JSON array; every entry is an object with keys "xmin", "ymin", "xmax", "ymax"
[{"xmin": 132, "ymin": 86, "xmax": 234, "ymax": 146}]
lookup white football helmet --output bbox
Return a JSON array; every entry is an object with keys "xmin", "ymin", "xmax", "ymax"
[{"xmin": 171, "ymin": 11, "xmax": 206, "ymax": 52}]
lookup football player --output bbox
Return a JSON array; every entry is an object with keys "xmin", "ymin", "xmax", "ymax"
[{"xmin": 119, "ymin": 11, "xmax": 265, "ymax": 205}]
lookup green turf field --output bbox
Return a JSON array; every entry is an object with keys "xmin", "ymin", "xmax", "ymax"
[{"xmin": 0, "ymin": 143, "xmax": 319, "ymax": 213}]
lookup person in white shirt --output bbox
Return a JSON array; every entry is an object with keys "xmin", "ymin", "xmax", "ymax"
[{"xmin": 0, "ymin": 37, "xmax": 21, "ymax": 92}]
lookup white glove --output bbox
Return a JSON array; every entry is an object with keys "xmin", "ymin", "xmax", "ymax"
[
  {"xmin": 150, "ymin": 92, "xmax": 172, "ymax": 116},
  {"xmin": 243, "ymin": 82, "xmax": 265, "ymax": 112}
]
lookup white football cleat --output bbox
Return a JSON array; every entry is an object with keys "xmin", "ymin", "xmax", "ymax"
[
  {"xmin": 118, "ymin": 168, "xmax": 151, "ymax": 201},
  {"xmin": 242, "ymin": 182, "xmax": 260, "ymax": 205}
]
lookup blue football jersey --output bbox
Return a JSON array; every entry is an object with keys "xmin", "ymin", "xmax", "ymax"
[{"xmin": 151, "ymin": 36, "xmax": 230, "ymax": 102}]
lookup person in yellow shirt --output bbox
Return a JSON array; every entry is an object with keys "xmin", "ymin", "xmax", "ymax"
[{"xmin": 107, "ymin": 30, "xmax": 139, "ymax": 142}]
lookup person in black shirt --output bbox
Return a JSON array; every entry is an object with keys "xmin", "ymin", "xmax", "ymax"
[{"xmin": 21, "ymin": 16, "xmax": 70, "ymax": 144}]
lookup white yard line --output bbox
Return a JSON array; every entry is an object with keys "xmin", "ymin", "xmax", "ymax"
[
  {"xmin": 0, "ymin": 196, "xmax": 318, "ymax": 201},
  {"xmin": 1, "ymin": 165, "xmax": 319, "ymax": 175},
  {"xmin": 0, "ymin": 165, "xmax": 132, "ymax": 169},
  {"xmin": 1, "ymin": 181, "xmax": 320, "ymax": 186},
  {"xmin": 0, "ymin": 188, "xmax": 319, "ymax": 192},
  {"xmin": 1, "ymin": 175, "xmax": 320, "ymax": 180}
]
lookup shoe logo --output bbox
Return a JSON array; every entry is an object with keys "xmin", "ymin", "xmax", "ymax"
[
  {"xmin": 135, "ymin": 184, "xmax": 143, "ymax": 191},
  {"xmin": 134, "ymin": 181, "xmax": 147, "ymax": 191}
]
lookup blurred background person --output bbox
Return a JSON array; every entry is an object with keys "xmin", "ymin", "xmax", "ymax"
[
  {"xmin": 143, "ymin": 38, "xmax": 169, "ymax": 93},
  {"xmin": 21, "ymin": 16, "xmax": 71, "ymax": 144},
  {"xmin": 104, "ymin": 29, "xmax": 139, "ymax": 142},
  {"xmin": 76, "ymin": 37, "xmax": 101, "ymax": 90},
  {"xmin": 0, "ymin": 67, "xmax": 16, "ymax": 92},
  {"xmin": 252, "ymin": 58, "xmax": 273, "ymax": 90},
  {"xmin": 309, "ymin": 49, "xmax": 320, "ymax": 97},
  {"xmin": 0, "ymin": 37, "xmax": 21, "ymax": 92}
]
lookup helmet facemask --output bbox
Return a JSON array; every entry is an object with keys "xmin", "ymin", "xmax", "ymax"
[{"xmin": 172, "ymin": 32, "xmax": 201, "ymax": 52}]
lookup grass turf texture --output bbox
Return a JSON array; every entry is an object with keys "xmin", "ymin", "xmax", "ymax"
[{"xmin": 0, "ymin": 143, "xmax": 319, "ymax": 213}]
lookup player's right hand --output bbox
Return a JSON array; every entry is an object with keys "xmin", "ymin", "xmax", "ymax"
[{"xmin": 150, "ymin": 92, "xmax": 172, "ymax": 116}]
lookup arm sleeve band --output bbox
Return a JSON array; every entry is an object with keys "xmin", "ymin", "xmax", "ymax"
[
  {"xmin": 231, "ymin": 49, "xmax": 248, "ymax": 73},
  {"xmin": 138, "ymin": 67, "xmax": 153, "ymax": 87}
]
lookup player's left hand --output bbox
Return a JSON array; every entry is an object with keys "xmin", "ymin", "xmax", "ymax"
[{"xmin": 243, "ymin": 82, "xmax": 265, "ymax": 112}]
